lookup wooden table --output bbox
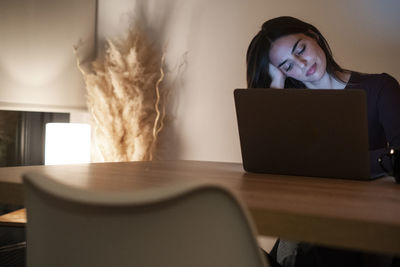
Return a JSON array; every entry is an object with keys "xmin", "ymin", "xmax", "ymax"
[
  {"xmin": 0, "ymin": 208, "xmax": 26, "ymax": 227},
  {"xmin": 0, "ymin": 160, "xmax": 399, "ymax": 255}
]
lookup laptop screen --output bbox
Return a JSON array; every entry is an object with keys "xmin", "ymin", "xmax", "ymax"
[{"xmin": 234, "ymin": 88, "xmax": 371, "ymax": 179}]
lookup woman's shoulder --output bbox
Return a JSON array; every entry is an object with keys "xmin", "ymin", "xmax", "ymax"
[
  {"xmin": 349, "ymin": 71, "xmax": 397, "ymax": 82},
  {"xmin": 347, "ymin": 71, "xmax": 399, "ymax": 89}
]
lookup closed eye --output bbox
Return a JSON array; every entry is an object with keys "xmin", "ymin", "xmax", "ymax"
[
  {"xmin": 285, "ymin": 63, "xmax": 293, "ymax": 72},
  {"xmin": 297, "ymin": 45, "xmax": 306, "ymax": 55}
]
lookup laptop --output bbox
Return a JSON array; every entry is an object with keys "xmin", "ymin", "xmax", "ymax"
[{"xmin": 234, "ymin": 88, "xmax": 372, "ymax": 180}]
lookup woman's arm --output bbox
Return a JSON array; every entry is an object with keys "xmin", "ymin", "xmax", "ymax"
[
  {"xmin": 371, "ymin": 74, "xmax": 400, "ymax": 176},
  {"xmin": 269, "ymin": 63, "xmax": 286, "ymax": 89}
]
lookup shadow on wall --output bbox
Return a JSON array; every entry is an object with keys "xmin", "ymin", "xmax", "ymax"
[
  {"xmin": 132, "ymin": 0, "xmax": 176, "ymax": 51},
  {"xmin": 156, "ymin": 50, "xmax": 188, "ymax": 161},
  {"xmin": 133, "ymin": 0, "xmax": 189, "ymax": 160}
]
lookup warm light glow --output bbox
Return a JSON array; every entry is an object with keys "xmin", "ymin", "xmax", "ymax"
[{"xmin": 45, "ymin": 123, "xmax": 91, "ymax": 165}]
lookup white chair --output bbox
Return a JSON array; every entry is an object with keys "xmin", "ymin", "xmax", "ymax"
[{"xmin": 23, "ymin": 172, "xmax": 269, "ymax": 267}]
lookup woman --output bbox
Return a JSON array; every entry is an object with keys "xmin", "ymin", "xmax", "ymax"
[
  {"xmin": 247, "ymin": 16, "xmax": 400, "ymax": 179},
  {"xmin": 246, "ymin": 16, "xmax": 400, "ymax": 267}
]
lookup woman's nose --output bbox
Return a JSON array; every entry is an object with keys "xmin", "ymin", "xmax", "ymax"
[{"xmin": 294, "ymin": 55, "xmax": 307, "ymax": 68}]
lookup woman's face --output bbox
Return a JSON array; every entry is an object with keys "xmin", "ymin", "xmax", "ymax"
[{"xmin": 268, "ymin": 33, "xmax": 327, "ymax": 83}]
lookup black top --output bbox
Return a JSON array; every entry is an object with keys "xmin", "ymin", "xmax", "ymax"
[{"xmin": 345, "ymin": 72, "xmax": 400, "ymax": 176}]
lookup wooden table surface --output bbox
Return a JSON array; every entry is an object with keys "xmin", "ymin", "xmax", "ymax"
[
  {"xmin": 0, "ymin": 160, "xmax": 399, "ymax": 255},
  {"xmin": 0, "ymin": 208, "xmax": 26, "ymax": 227}
]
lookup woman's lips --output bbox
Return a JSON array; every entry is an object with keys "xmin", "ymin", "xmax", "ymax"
[{"xmin": 306, "ymin": 63, "xmax": 317, "ymax": 76}]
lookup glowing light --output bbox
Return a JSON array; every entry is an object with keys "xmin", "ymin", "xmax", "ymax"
[{"xmin": 45, "ymin": 123, "xmax": 91, "ymax": 165}]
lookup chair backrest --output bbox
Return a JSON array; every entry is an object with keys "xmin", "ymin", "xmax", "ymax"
[{"xmin": 23, "ymin": 172, "xmax": 269, "ymax": 267}]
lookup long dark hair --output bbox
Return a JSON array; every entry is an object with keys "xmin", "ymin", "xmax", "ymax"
[{"xmin": 246, "ymin": 16, "xmax": 344, "ymax": 88}]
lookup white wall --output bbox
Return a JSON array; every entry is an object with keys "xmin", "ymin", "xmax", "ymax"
[
  {"xmin": 90, "ymin": 0, "xmax": 400, "ymax": 161},
  {"xmin": 0, "ymin": 0, "xmax": 96, "ymax": 115}
]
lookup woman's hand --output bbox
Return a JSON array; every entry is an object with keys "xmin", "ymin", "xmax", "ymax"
[{"xmin": 269, "ymin": 63, "xmax": 286, "ymax": 89}]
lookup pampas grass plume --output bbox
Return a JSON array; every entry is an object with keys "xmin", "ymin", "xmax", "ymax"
[{"xmin": 75, "ymin": 24, "xmax": 168, "ymax": 162}]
